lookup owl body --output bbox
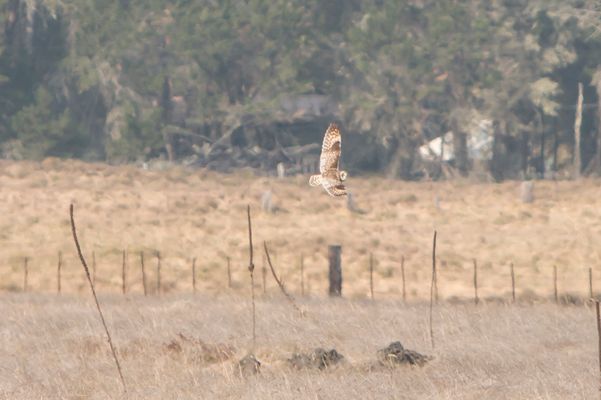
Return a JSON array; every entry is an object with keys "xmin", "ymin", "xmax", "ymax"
[{"xmin": 309, "ymin": 123, "xmax": 348, "ymax": 197}]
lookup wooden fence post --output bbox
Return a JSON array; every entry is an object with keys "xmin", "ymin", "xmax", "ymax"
[
  {"xmin": 429, "ymin": 231, "xmax": 437, "ymax": 349},
  {"xmin": 122, "ymin": 250, "xmax": 127, "ymax": 295},
  {"xmin": 432, "ymin": 234, "xmax": 438, "ymax": 305},
  {"xmin": 510, "ymin": 263, "xmax": 516, "ymax": 303},
  {"xmin": 140, "ymin": 251, "xmax": 147, "ymax": 296},
  {"xmin": 23, "ymin": 257, "xmax": 28, "ymax": 292},
  {"xmin": 156, "ymin": 251, "xmax": 161, "ymax": 295},
  {"xmin": 553, "ymin": 265, "xmax": 558, "ymax": 304},
  {"xmin": 300, "ymin": 254, "xmax": 305, "ymax": 296},
  {"xmin": 92, "ymin": 251, "xmax": 96, "ymax": 286},
  {"xmin": 595, "ymin": 300, "xmax": 601, "ymax": 392},
  {"xmin": 401, "ymin": 255, "xmax": 406, "ymax": 303},
  {"xmin": 328, "ymin": 245, "xmax": 342, "ymax": 297},
  {"xmin": 473, "ymin": 259, "xmax": 479, "ymax": 305},
  {"xmin": 261, "ymin": 254, "xmax": 266, "ymax": 294},
  {"xmin": 227, "ymin": 257, "xmax": 232, "ymax": 288},
  {"xmin": 590, "ymin": 267, "xmax": 594, "ymax": 299},
  {"xmin": 369, "ymin": 253, "xmax": 374, "ymax": 300},
  {"xmin": 192, "ymin": 257, "xmax": 197, "ymax": 293},
  {"xmin": 57, "ymin": 251, "xmax": 62, "ymax": 294}
]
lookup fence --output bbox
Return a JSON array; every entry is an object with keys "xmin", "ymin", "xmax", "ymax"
[{"xmin": 1, "ymin": 244, "xmax": 598, "ymax": 305}]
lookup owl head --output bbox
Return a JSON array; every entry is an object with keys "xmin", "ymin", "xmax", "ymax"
[{"xmin": 340, "ymin": 170, "xmax": 348, "ymax": 181}]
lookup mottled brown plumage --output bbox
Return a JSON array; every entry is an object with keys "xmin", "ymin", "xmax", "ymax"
[{"xmin": 309, "ymin": 123, "xmax": 348, "ymax": 197}]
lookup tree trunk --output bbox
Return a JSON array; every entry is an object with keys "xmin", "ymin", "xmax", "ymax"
[
  {"xmin": 586, "ymin": 72, "xmax": 601, "ymax": 175},
  {"xmin": 163, "ymin": 131, "xmax": 174, "ymax": 162},
  {"xmin": 161, "ymin": 75, "xmax": 173, "ymax": 162},
  {"xmin": 538, "ymin": 108, "xmax": 545, "ymax": 178},
  {"xmin": 520, "ymin": 131, "xmax": 529, "ymax": 178},
  {"xmin": 449, "ymin": 110, "xmax": 469, "ymax": 176},
  {"xmin": 490, "ymin": 120, "xmax": 503, "ymax": 181},
  {"xmin": 552, "ymin": 125, "xmax": 558, "ymax": 174},
  {"xmin": 385, "ymin": 136, "xmax": 414, "ymax": 179},
  {"xmin": 574, "ymin": 82, "xmax": 583, "ymax": 178},
  {"xmin": 452, "ymin": 131, "xmax": 469, "ymax": 176},
  {"xmin": 595, "ymin": 72, "xmax": 601, "ymax": 175},
  {"xmin": 540, "ymin": 124, "xmax": 545, "ymax": 178},
  {"xmin": 385, "ymin": 145, "xmax": 403, "ymax": 179}
]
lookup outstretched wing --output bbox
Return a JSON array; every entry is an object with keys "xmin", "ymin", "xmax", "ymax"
[
  {"xmin": 309, "ymin": 174, "xmax": 322, "ymax": 187},
  {"xmin": 322, "ymin": 179, "xmax": 347, "ymax": 197},
  {"xmin": 319, "ymin": 123, "xmax": 342, "ymax": 173}
]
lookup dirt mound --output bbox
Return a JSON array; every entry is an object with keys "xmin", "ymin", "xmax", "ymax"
[
  {"xmin": 377, "ymin": 341, "xmax": 431, "ymax": 366},
  {"xmin": 287, "ymin": 348, "xmax": 345, "ymax": 370},
  {"xmin": 238, "ymin": 354, "xmax": 261, "ymax": 376}
]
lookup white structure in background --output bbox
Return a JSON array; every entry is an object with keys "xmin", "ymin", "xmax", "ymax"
[
  {"xmin": 276, "ymin": 162, "xmax": 286, "ymax": 178},
  {"xmin": 419, "ymin": 131, "xmax": 454, "ymax": 161},
  {"xmin": 419, "ymin": 119, "xmax": 494, "ymax": 162},
  {"xmin": 261, "ymin": 190, "xmax": 274, "ymax": 213},
  {"xmin": 520, "ymin": 181, "xmax": 534, "ymax": 203}
]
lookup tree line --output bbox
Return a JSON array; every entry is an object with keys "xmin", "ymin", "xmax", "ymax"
[{"xmin": 1, "ymin": 0, "xmax": 601, "ymax": 180}]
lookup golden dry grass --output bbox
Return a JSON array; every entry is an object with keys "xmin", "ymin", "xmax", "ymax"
[
  {"xmin": 1, "ymin": 158, "xmax": 601, "ymax": 300},
  {"xmin": 2, "ymin": 159, "xmax": 601, "ymax": 398},
  {"xmin": 0, "ymin": 293, "xmax": 597, "ymax": 399}
]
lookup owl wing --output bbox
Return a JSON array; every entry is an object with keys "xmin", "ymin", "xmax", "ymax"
[
  {"xmin": 319, "ymin": 123, "xmax": 342, "ymax": 173},
  {"xmin": 322, "ymin": 178, "xmax": 347, "ymax": 197}
]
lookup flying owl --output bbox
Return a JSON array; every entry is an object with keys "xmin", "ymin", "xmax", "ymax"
[{"xmin": 309, "ymin": 123, "xmax": 348, "ymax": 197}]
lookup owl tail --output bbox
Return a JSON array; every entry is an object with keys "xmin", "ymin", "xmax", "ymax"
[{"xmin": 309, "ymin": 175, "xmax": 322, "ymax": 187}]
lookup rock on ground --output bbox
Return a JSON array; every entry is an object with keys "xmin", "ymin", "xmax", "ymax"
[
  {"xmin": 287, "ymin": 348, "xmax": 344, "ymax": 370},
  {"xmin": 377, "ymin": 341, "xmax": 431, "ymax": 366}
]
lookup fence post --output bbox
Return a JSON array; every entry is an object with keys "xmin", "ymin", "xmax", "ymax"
[
  {"xmin": 141, "ymin": 251, "xmax": 147, "ymax": 296},
  {"xmin": 227, "ymin": 257, "xmax": 232, "ymax": 288},
  {"xmin": 432, "ymin": 233, "xmax": 438, "ymax": 305},
  {"xmin": 429, "ymin": 231, "xmax": 437, "ymax": 348},
  {"xmin": 328, "ymin": 245, "xmax": 342, "ymax": 297},
  {"xmin": 92, "ymin": 251, "xmax": 96, "ymax": 286},
  {"xmin": 510, "ymin": 263, "xmax": 516, "ymax": 303},
  {"xmin": 369, "ymin": 253, "xmax": 374, "ymax": 300},
  {"xmin": 595, "ymin": 300, "xmax": 601, "ymax": 392},
  {"xmin": 156, "ymin": 251, "xmax": 161, "ymax": 295},
  {"xmin": 122, "ymin": 250, "xmax": 127, "ymax": 295},
  {"xmin": 23, "ymin": 257, "xmax": 28, "ymax": 292},
  {"xmin": 590, "ymin": 268, "xmax": 594, "ymax": 299},
  {"xmin": 401, "ymin": 255, "xmax": 406, "ymax": 303},
  {"xmin": 57, "ymin": 251, "xmax": 62, "ymax": 294},
  {"xmin": 192, "ymin": 258, "xmax": 196, "ymax": 293},
  {"xmin": 473, "ymin": 259, "xmax": 479, "ymax": 305},
  {"xmin": 261, "ymin": 254, "xmax": 266, "ymax": 294},
  {"xmin": 300, "ymin": 254, "xmax": 305, "ymax": 296},
  {"xmin": 553, "ymin": 265, "xmax": 558, "ymax": 304}
]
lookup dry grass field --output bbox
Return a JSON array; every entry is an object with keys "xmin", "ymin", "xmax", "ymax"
[
  {"xmin": 1, "ymin": 159, "xmax": 601, "ymax": 399},
  {"xmin": 1, "ymin": 158, "xmax": 601, "ymax": 299},
  {"xmin": 1, "ymin": 293, "xmax": 598, "ymax": 399}
]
